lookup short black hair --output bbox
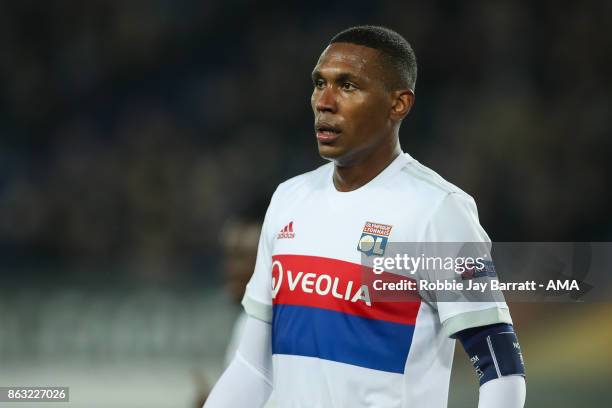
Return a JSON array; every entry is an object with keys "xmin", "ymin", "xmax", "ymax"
[{"xmin": 330, "ymin": 25, "xmax": 417, "ymax": 91}]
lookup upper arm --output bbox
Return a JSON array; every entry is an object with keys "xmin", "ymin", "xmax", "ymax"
[
  {"xmin": 204, "ymin": 316, "xmax": 273, "ymax": 408},
  {"xmin": 235, "ymin": 315, "xmax": 273, "ymax": 384},
  {"xmin": 422, "ymin": 193, "xmax": 512, "ymax": 336},
  {"xmin": 241, "ymin": 190, "xmax": 279, "ymax": 323}
]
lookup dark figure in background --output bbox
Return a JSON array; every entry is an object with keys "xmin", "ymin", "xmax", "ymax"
[{"xmin": 193, "ymin": 215, "xmax": 262, "ymax": 408}]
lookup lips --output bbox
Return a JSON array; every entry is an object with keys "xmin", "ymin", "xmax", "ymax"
[{"xmin": 315, "ymin": 121, "xmax": 342, "ymax": 143}]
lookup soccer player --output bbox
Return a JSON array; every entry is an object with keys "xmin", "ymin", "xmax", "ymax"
[{"xmin": 204, "ymin": 26, "xmax": 526, "ymax": 408}]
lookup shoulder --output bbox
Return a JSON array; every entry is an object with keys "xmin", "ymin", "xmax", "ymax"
[
  {"xmin": 393, "ymin": 154, "xmax": 487, "ymax": 240},
  {"xmin": 271, "ymin": 161, "xmax": 332, "ymax": 202},
  {"xmin": 393, "ymin": 153, "xmax": 476, "ymax": 208},
  {"xmin": 388, "ymin": 154, "xmax": 476, "ymax": 214}
]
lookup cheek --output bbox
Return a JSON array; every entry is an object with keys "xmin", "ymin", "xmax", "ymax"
[{"xmin": 348, "ymin": 97, "xmax": 387, "ymax": 129}]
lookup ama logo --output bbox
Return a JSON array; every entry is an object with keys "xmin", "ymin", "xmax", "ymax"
[{"xmin": 357, "ymin": 221, "xmax": 392, "ymax": 256}]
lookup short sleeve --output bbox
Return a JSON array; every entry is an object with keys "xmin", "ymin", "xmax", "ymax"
[
  {"xmin": 241, "ymin": 190, "xmax": 278, "ymax": 323},
  {"xmin": 423, "ymin": 192, "xmax": 512, "ymax": 337}
]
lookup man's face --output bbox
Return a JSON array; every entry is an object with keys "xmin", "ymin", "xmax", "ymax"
[{"xmin": 311, "ymin": 42, "xmax": 395, "ymax": 165}]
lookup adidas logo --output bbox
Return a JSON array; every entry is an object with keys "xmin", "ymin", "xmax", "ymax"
[{"xmin": 277, "ymin": 221, "xmax": 295, "ymax": 239}]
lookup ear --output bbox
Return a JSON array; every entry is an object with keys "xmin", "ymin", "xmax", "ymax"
[{"xmin": 390, "ymin": 89, "xmax": 415, "ymax": 121}]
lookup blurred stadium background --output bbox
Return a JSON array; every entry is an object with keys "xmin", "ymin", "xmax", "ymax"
[{"xmin": 0, "ymin": 1, "xmax": 610, "ymax": 407}]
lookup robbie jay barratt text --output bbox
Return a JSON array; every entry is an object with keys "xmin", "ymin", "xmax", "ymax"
[{"xmin": 372, "ymin": 279, "xmax": 580, "ymax": 292}]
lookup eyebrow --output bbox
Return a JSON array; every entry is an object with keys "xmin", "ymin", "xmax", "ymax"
[{"xmin": 311, "ymin": 70, "xmax": 361, "ymax": 83}]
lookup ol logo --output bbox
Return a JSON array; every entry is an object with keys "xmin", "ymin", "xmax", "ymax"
[{"xmin": 357, "ymin": 221, "xmax": 392, "ymax": 256}]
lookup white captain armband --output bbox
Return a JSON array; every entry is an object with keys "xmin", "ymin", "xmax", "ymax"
[{"xmin": 456, "ymin": 323, "xmax": 525, "ymax": 386}]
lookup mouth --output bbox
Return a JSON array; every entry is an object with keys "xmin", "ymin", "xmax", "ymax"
[{"xmin": 315, "ymin": 122, "xmax": 342, "ymax": 143}]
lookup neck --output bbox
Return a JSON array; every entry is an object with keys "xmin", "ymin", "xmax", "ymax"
[{"xmin": 332, "ymin": 139, "xmax": 402, "ymax": 192}]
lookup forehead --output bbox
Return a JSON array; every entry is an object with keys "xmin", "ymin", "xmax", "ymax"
[{"xmin": 313, "ymin": 42, "xmax": 385, "ymax": 79}]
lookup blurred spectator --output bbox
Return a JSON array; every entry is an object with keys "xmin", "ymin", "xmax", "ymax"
[
  {"xmin": 193, "ymin": 210, "xmax": 264, "ymax": 407},
  {"xmin": 218, "ymin": 215, "xmax": 262, "ymax": 364}
]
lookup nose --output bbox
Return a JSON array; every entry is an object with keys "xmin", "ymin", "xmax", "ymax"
[{"xmin": 314, "ymin": 86, "xmax": 338, "ymax": 113}]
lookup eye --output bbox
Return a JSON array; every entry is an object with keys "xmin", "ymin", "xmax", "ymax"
[
  {"xmin": 313, "ymin": 78, "xmax": 325, "ymax": 89},
  {"xmin": 341, "ymin": 82, "xmax": 356, "ymax": 91}
]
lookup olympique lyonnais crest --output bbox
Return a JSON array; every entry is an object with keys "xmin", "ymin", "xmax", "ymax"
[{"xmin": 357, "ymin": 221, "xmax": 392, "ymax": 256}]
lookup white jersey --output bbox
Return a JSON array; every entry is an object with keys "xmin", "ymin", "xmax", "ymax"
[{"xmin": 242, "ymin": 152, "xmax": 511, "ymax": 408}]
